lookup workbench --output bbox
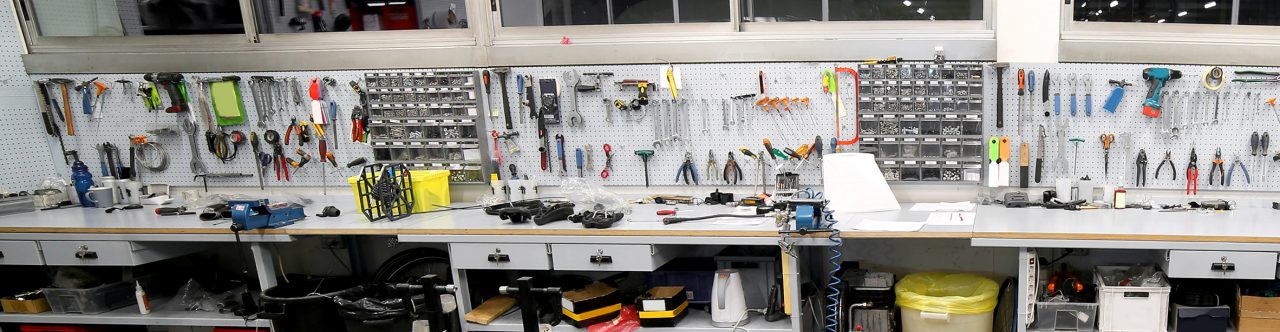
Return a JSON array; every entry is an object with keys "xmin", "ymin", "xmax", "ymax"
[{"xmin": 3, "ymin": 199, "xmax": 1276, "ymax": 332}]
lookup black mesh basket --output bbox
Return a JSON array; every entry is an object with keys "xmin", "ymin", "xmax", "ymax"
[{"xmin": 355, "ymin": 164, "xmax": 415, "ymax": 222}]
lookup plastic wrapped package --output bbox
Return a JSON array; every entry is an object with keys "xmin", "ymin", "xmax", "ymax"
[
  {"xmin": 561, "ymin": 178, "xmax": 629, "ymax": 213},
  {"xmin": 164, "ymin": 279, "xmax": 248, "ymax": 313},
  {"xmin": 895, "ymin": 272, "xmax": 999, "ymax": 315},
  {"xmin": 1099, "ymin": 265, "xmax": 1169, "ymax": 287}
]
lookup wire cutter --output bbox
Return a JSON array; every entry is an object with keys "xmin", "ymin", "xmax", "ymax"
[
  {"xmin": 1186, "ymin": 148, "xmax": 1199, "ymax": 195},
  {"xmin": 705, "ymin": 150, "xmax": 720, "ymax": 182},
  {"xmin": 1229, "ymin": 154, "xmax": 1251, "ymax": 186},
  {"xmin": 724, "ymin": 152, "xmax": 743, "ymax": 185},
  {"xmin": 1209, "ymin": 148, "xmax": 1225, "ymax": 186},
  {"xmin": 1135, "ymin": 149, "xmax": 1148, "ymax": 187},
  {"xmin": 1156, "ymin": 150, "xmax": 1176, "ymax": 180},
  {"xmin": 675, "ymin": 152, "xmax": 699, "ymax": 185}
]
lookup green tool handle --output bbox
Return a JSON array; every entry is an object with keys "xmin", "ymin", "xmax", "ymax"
[
  {"xmin": 1236, "ymin": 70, "xmax": 1280, "ymax": 75},
  {"xmin": 987, "ymin": 137, "xmax": 999, "ymax": 162}
]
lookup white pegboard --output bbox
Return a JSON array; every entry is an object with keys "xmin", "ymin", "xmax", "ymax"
[
  {"xmin": 989, "ymin": 63, "xmax": 1280, "ymax": 192},
  {"xmin": 0, "ymin": 0, "xmax": 57, "ymax": 192},
  {"xmin": 483, "ymin": 63, "xmax": 863, "ymax": 187},
  {"xmin": 28, "ymin": 70, "xmax": 375, "ymax": 190}
]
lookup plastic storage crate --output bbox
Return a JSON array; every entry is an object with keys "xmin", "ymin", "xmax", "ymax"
[
  {"xmin": 1033, "ymin": 302, "xmax": 1099, "ymax": 331},
  {"xmin": 43, "ymin": 281, "xmax": 135, "ymax": 314},
  {"xmin": 1095, "ymin": 266, "xmax": 1170, "ymax": 332},
  {"xmin": 348, "ymin": 169, "xmax": 450, "ymax": 215}
]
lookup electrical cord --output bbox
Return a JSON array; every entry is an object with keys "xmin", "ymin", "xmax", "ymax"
[
  {"xmin": 729, "ymin": 308, "xmax": 765, "ymax": 332},
  {"xmin": 134, "ymin": 141, "xmax": 168, "ymax": 171}
]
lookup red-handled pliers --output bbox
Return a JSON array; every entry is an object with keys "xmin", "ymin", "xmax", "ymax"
[{"xmin": 1186, "ymin": 148, "xmax": 1199, "ymax": 195}]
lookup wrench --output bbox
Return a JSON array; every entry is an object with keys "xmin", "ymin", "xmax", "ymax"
[
  {"xmin": 183, "ymin": 118, "xmax": 208, "ymax": 175},
  {"xmin": 603, "ymin": 98, "xmax": 613, "ymax": 124},
  {"xmin": 564, "ymin": 70, "xmax": 583, "ymax": 127}
]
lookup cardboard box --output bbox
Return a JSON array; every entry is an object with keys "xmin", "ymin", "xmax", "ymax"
[
  {"xmin": 561, "ymin": 282, "xmax": 620, "ymax": 328},
  {"xmin": 1237, "ymin": 286, "xmax": 1280, "ymax": 332},
  {"xmin": 1, "ymin": 297, "xmax": 50, "ymax": 314}
]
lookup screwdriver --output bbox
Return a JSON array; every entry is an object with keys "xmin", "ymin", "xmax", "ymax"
[
  {"xmin": 575, "ymin": 148, "xmax": 584, "ymax": 177},
  {"xmin": 763, "ymin": 139, "xmax": 786, "ymax": 160}
]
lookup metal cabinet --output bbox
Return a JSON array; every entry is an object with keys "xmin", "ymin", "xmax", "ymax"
[
  {"xmin": 551, "ymin": 244, "xmax": 676, "ymax": 272},
  {"xmin": 38, "ymin": 241, "xmax": 212, "ymax": 266},
  {"xmin": 0, "ymin": 240, "xmax": 44, "ymax": 265},
  {"xmin": 449, "ymin": 243, "xmax": 551, "ymax": 270},
  {"xmin": 1162, "ymin": 250, "xmax": 1278, "ymax": 280}
]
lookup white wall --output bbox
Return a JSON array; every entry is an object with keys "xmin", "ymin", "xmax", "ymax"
[{"xmin": 994, "ymin": 0, "xmax": 1060, "ymax": 63}]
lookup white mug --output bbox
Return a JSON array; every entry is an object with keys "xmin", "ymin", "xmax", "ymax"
[
  {"xmin": 101, "ymin": 177, "xmax": 120, "ymax": 205},
  {"xmin": 123, "ymin": 181, "xmax": 143, "ymax": 205},
  {"xmin": 85, "ymin": 187, "xmax": 114, "ymax": 208}
]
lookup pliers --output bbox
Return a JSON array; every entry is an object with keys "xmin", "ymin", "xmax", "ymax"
[
  {"xmin": 705, "ymin": 150, "xmax": 720, "ymax": 182},
  {"xmin": 676, "ymin": 152, "xmax": 699, "ymax": 185},
  {"xmin": 1229, "ymin": 154, "xmax": 1251, "ymax": 186},
  {"xmin": 1156, "ymin": 150, "xmax": 1176, "ymax": 180},
  {"xmin": 1187, "ymin": 148, "xmax": 1199, "ymax": 195},
  {"xmin": 724, "ymin": 152, "xmax": 743, "ymax": 185},
  {"xmin": 1135, "ymin": 149, "xmax": 1148, "ymax": 187},
  {"xmin": 1209, "ymin": 148, "xmax": 1225, "ymax": 186}
]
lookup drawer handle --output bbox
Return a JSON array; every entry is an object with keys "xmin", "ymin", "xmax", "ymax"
[
  {"xmin": 487, "ymin": 248, "xmax": 510, "ymax": 263},
  {"xmin": 1211, "ymin": 262, "xmax": 1235, "ymax": 272},
  {"xmin": 590, "ymin": 250, "xmax": 612, "ymax": 264},
  {"xmin": 75, "ymin": 245, "xmax": 98, "ymax": 260}
]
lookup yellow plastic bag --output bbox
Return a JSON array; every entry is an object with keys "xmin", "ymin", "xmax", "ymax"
[{"xmin": 895, "ymin": 272, "xmax": 999, "ymax": 314}]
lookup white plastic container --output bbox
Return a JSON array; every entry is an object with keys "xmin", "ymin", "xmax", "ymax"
[
  {"xmin": 1095, "ymin": 266, "xmax": 1171, "ymax": 332},
  {"xmin": 901, "ymin": 307, "xmax": 993, "ymax": 332}
]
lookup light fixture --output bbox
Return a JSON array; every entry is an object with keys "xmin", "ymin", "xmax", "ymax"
[
  {"xmin": 1204, "ymin": 1, "xmax": 1216, "ymax": 8},
  {"xmin": 1157, "ymin": 18, "xmax": 1166, "ymax": 23},
  {"xmin": 929, "ymin": 15, "xmax": 936, "ymax": 20},
  {"xmin": 1178, "ymin": 11, "xmax": 1188, "ymax": 16},
  {"xmin": 917, "ymin": 8, "xmax": 925, "ymax": 14},
  {"xmin": 1109, "ymin": 0, "xmax": 1119, "ymax": 7},
  {"xmin": 903, "ymin": 0, "xmax": 912, "ymax": 6},
  {"xmin": 1081, "ymin": 2, "xmax": 1087, "ymax": 7},
  {"xmin": 1096, "ymin": 10, "xmax": 1103, "ymax": 15}
]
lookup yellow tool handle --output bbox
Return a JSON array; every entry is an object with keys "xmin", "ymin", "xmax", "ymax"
[{"xmin": 1020, "ymin": 143, "xmax": 1029, "ymax": 166}]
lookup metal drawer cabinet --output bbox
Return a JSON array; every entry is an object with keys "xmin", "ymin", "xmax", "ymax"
[
  {"xmin": 450, "ymin": 243, "xmax": 550, "ymax": 270},
  {"xmin": 39, "ymin": 241, "xmax": 212, "ymax": 266},
  {"xmin": 0, "ymin": 241, "xmax": 44, "ymax": 265},
  {"xmin": 1162, "ymin": 250, "xmax": 1278, "ymax": 280},
  {"xmin": 551, "ymin": 244, "xmax": 677, "ymax": 272}
]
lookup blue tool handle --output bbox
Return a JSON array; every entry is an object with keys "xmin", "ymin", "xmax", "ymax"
[
  {"xmin": 575, "ymin": 148, "xmax": 583, "ymax": 168},
  {"xmin": 1085, "ymin": 95, "xmax": 1092, "ymax": 116},
  {"xmin": 517, "ymin": 75, "xmax": 525, "ymax": 91},
  {"xmin": 1054, "ymin": 94, "xmax": 1061, "ymax": 116},
  {"xmin": 1103, "ymin": 87, "xmax": 1124, "ymax": 113},
  {"xmin": 1070, "ymin": 96, "xmax": 1077, "ymax": 116},
  {"xmin": 1028, "ymin": 71, "xmax": 1036, "ymax": 95},
  {"xmin": 81, "ymin": 89, "xmax": 92, "ymax": 115}
]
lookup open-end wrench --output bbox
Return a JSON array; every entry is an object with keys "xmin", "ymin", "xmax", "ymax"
[
  {"xmin": 183, "ymin": 118, "xmax": 208, "ymax": 175},
  {"xmin": 603, "ymin": 98, "xmax": 613, "ymax": 124}
]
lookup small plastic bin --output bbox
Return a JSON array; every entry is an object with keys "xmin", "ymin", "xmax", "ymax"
[
  {"xmin": 1095, "ymin": 266, "xmax": 1170, "ymax": 332},
  {"xmin": 348, "ymin": 169, "xmax": 451, "ymax": 216},
  {"xmin": 43, "ymin": 281, "xmax": 134, "ymax": 314},
  {"xmin": 1033, "ymin": 302, "xmax": 1099, "ymax": 331}
]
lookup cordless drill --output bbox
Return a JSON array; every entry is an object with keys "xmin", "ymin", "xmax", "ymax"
[
  {"xmin": 143, "ymin": 72, "xmax": 190, "ymax": 113},
  {"xmin": 1141, "ymin": 68, "xmax": 1181, "ymax": 118}
]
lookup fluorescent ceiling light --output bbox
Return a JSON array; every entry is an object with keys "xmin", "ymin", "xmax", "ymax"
[
  {"xmin": 1109, "ymin": 1, "xmax": 1119, "ymax": 7},
  {"xmin": 1204, "ymin": 1, "xmax": 1216, "ymax": 8},
  {"xmin": 1157, "ymin": 19, "xmax": 1166, "ymax": 23},
  {"xmin": 916, "ymin": 8, "xmax": 925, "ymax": 14},
  {"xmin": 1177, "ymin": 11, "xmax": 1188, "ymax": 16},
  {"xmin": 903, "ymin": 0, "xmax": 912, "ymax": 6}
]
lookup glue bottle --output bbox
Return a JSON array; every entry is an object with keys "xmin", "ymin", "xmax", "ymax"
[
  {"xmin": 135, "ymin": 281, "xmax": 151, "ymax": 314},
  {"xmin": 71, "ymin": 159, "xmax": 94, "ymax": 207}
]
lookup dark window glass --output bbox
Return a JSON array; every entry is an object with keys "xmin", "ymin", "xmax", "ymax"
[
  {"xmin": 680, "ymin": 0, "xmax": 731, "ymax": 22},
  {"xmin": 1073, "ymin": 0, "xmax": 1232, "ymax": 24},
  {"xmin": 1239, "ymin": 0, "xmax": 1280, "ymax": 26},
  {"xmin": 256, "ymin": 0, "xmax": 468, "ymax": 34},
  {"xmin": 32, "ymin": 0, "xmax": 244, "ymax": 36},
  {"xmin": 830, "ymin": 0, "xmax": 981, "ymax": 21},
  {"xmin": 743, "ymin": 0, "xmax": 822, "ymax": 22},
  {"xmin": 613, "ymin": 0, "xmax": 674, "ymax": 24}
]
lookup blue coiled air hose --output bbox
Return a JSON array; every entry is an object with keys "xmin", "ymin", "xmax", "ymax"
[{"xmin": 824, "ymin": 208, "xmax": 842, "ymax": 332}]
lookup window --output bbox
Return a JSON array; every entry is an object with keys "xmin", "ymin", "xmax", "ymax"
[
  {"xmin": 1069, "ymin": 0, "xmax": 1280, "ymax": 26},
  {"xmin": 253, "ymin": 0, "xmax": 469, "ymax": 34},
  {"xmin": 830, "ymin": 0, "xmax": 981, "ymax": 21},
  {"xmin": 499, "ymin": 0, "xmax": 728, "ymax": 26},
  {"xmin": 743, "ymin": 0, "xmax": 821, "ymax": 22},
  {"xmin": 27, "ymin": 0, "xmax": 245, "ymax": 37},
  {"xmin": 1060, "ymin": 0, "xmax": 1280, "ymax": 65}
]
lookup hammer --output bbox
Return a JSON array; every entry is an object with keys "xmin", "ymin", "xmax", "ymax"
[
  {"xmin": 47, "ymin": 78, "xmax": 75, "ymax": 135},
  {"xmin": 143, "ymin": 72, "xmax": 190, "ymax": 113}
]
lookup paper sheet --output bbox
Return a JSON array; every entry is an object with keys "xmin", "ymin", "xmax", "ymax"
[
  {"xmin": 909, "ymin": 202, "xmax": 976, "ymax": 212},
  {"xmin": 925, "ymin": 212, "xmax": 976, "ymax": 226},
  {"xmin": 833, "ymin": 219, "xmax": 926, "ymax": 232}
]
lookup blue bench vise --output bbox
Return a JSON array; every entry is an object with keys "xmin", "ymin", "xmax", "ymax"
[{"xmin": 229, "ymin": 199, "xmax": 305, "ymax": 231}]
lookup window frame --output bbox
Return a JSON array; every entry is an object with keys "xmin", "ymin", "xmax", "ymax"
[{"xmin": 1060, "ymin": 0, "xmax": 1280, "ymax": 65}]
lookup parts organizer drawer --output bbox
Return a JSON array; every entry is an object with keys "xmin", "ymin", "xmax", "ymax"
[
  {"xmin": 0, "ymin": 241, "xmax": 43, "ymax": 265},
  {"xmin": 1162, "ymin": 250, "xmax": 1278, "ymax": 280},
  {"xmin": 450, "ymin": 243, "xmax": 550, "ymax": 270},
  {"xmin": 551, "ymin": 244, "xmax": 677, "ymax": 272},
  {"xmin": 38, "ymin": 241, "xmax": 211, "ymax": 266}
]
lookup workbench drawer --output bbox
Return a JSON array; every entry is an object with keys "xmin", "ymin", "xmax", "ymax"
[
  {"xmin": 1162, "ymin": 250, "xmax": 1278, "ymax": 280},
  {"xmin": 38, "ymin": 241, "xmax": 212, "ymax": 266},
  {"xmin": 551, "ymin": 244, "xmax": 677, "ymax": 272},
  {"xmin": 450, "ymin": 243, "xmax": 550, "ymax": 270},
  {"xmin": 0, "ymin": 241, "xmax": 44, "ymax": 265}
]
